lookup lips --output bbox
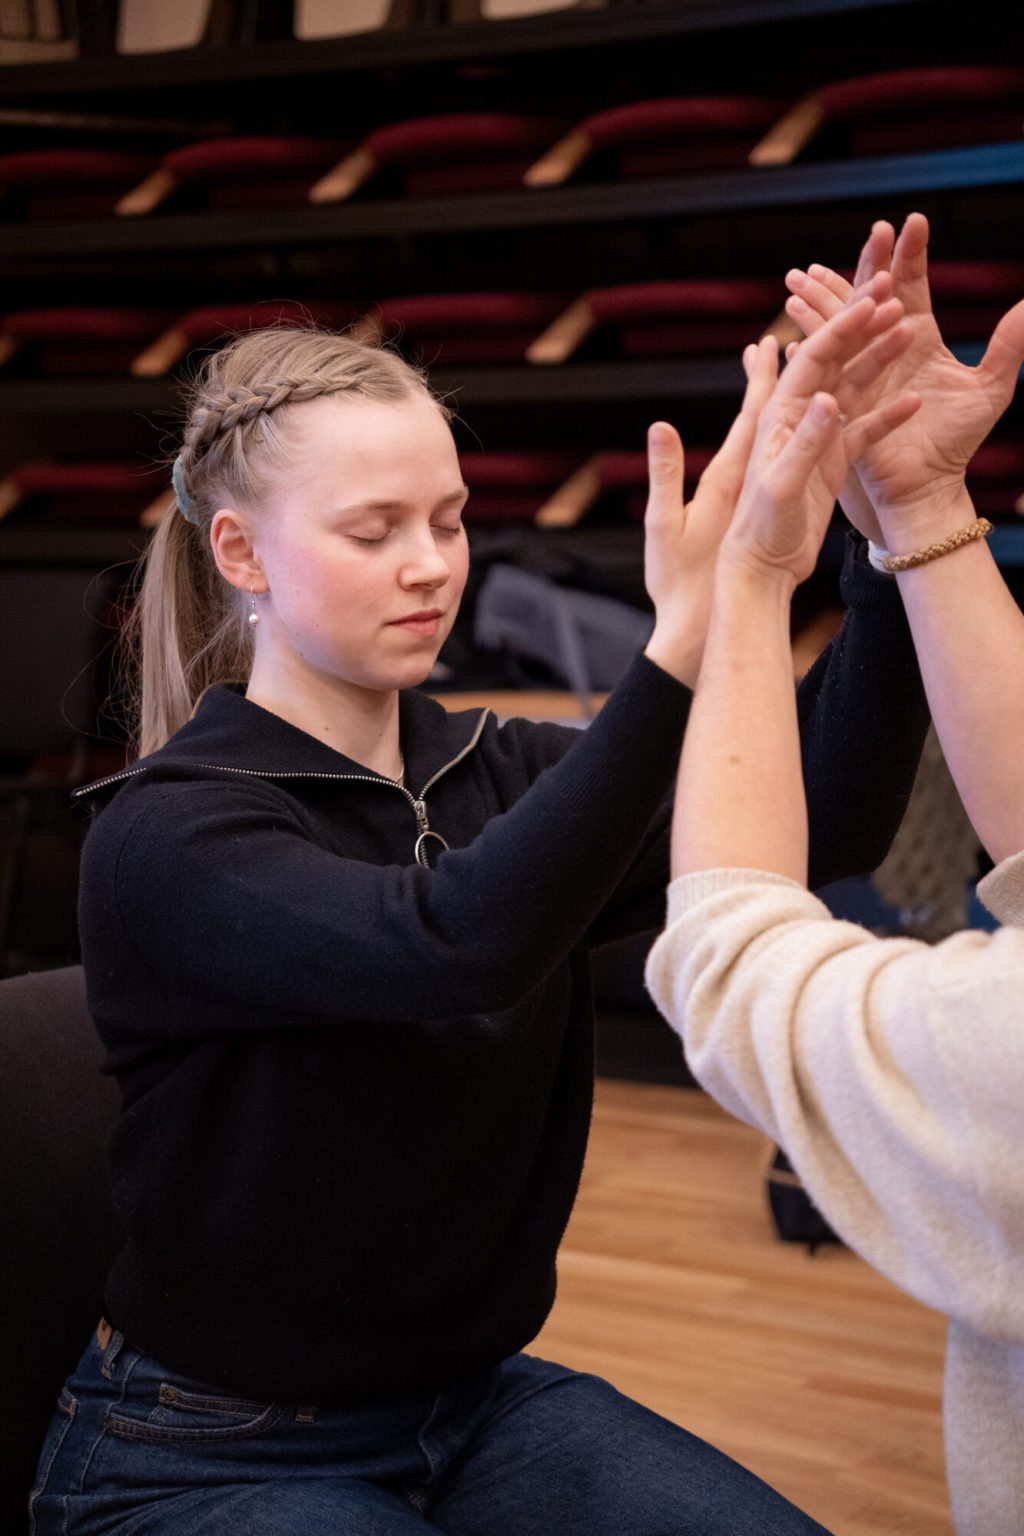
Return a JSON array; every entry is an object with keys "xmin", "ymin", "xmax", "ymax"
[{"xmin": 389, "ymin": 609, "xmax": 444, "ymax": 637}]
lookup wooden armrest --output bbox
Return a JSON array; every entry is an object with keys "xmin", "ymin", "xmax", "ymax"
[
  {"xmin": 0, "ymin": 478, "xmax": 26, "ymax": 522},
  {"xmin": 523, "ymin": 126, "xmax": 594, "ymax": 188},
  {"xmin": 131, "ymin": 325, "xmax": 190, "ymax": 377},
  {"xmin": 762, "ymin": 309, "xmax": 804, "ymax": 349},
  {"xmin": 139, "ymin": 489, "xmax": 176, "ymax": 528},
  {"xmin": 346, "ymin": 311, "xmax": 383, "ymax": 346},
  {"xmin": 749, "ymin": 93, "xmax": 825, "ymax": 167},
  {"xmin": 0, "ymin": 332, "xmax": 20, "ymax": 370},
  {"xmin": 535, "ymin": 456, "xmax": 603, "ymax": 527},
  {"xmin": 308, "ymin": 144, "xmax": 378, "ymax": 204},
  {"xmin": 115, "ymin": 167, "xmax": 179, "ymax": 216},
  {"xmin": 1015, "ymin": 490, "xmax": 1024, "ymax": 516},
  {"xmin": 526, "ymin": 296, "xmax": 597, "ymax": 365}
]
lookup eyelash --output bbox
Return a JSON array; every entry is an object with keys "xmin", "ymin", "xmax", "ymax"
[{"xmin": 349, "ymin": 523, "xmax": 464, "ymax": 547}]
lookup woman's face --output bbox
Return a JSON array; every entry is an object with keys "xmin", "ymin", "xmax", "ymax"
[{"xmin": 252, "ymin": 393, "xmax": 470, "ymax": 695}]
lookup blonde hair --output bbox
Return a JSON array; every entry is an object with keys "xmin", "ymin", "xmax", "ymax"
[{"xmin": 127, "ymin": 327, "xmax": 444, "ymax": 757}]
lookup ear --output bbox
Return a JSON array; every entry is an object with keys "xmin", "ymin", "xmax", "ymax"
[{"xmin": 210, "ymin": 508, "xmax": 268, "ymax": 595}]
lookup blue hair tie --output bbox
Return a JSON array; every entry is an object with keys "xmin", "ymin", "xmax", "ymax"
[{"xmin": 172, "ymin": 456, "xmax": 200, "ymax": 526}]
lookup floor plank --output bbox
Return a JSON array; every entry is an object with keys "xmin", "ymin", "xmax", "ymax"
[{"xmin": 533, "ymin": 1080, "xmax": 951, "ymax": 1535}]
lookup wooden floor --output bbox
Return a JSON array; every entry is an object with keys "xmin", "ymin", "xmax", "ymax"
[{"xmin": 534, "ymin": 1080, "xmax": 951, "ymax": 1536}]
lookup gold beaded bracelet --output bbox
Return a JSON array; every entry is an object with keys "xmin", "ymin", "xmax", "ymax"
[{"xmin": 882, "ymin": 517, "xmax": 993, "ymax": 573}]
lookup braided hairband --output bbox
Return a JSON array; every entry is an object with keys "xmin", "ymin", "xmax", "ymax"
[
  {"xmin": 172, "ymin": 380, "xmax": 308, "ymax": 527},
  {"xmin": 171, "ymin": 456, "xmax": 200, "ymax": 526}
]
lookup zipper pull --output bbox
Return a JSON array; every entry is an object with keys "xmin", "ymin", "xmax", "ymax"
[{"xmin": 412, "ymin": 796, "xmax": 450, "ymax": 868}]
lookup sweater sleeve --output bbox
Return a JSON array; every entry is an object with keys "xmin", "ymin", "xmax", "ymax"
[
  {"xmin": 800, "ymin": 532, "xmax": 930, "ymax": 888},
  {"xmin": 589, "ymin": 535, "xmax": 930, "ymax": 945},
  {"xmin": 645, "ymin": 865, "xmax": 1024, "ymax": 1339},
  {"xmin": 92, "ymin": 653, "xmax": 687, "ymax": 1028}
]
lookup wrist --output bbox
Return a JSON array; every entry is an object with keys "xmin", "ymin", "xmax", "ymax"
[
  {"xmin": 875, "ymin": 481, "xmax": 974, "ymax": 555},
  {"xmin": 715, "ymin": 547, "xmax": 799, "ymax": 604},
  {"xmin": 644, "ymin": 624, "xmax": 703, "ymax": 689}
]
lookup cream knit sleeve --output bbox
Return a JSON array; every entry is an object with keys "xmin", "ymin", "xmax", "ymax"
[{"xmin": 645, "ymin": 865, "xmax": 1024, "ymax": 1341}]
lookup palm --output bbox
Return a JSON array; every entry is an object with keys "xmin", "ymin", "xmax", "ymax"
[
  {"xmin": 785, "ymin": 214, "xmax": 1024, "ymax": 536},
  {"xmin": 733, "ymin": 409, "xmax": 849, "ymax": 583},
  {"xmin": 843, "ymin": 318, "xmax": 1008, "ymax": 511}
]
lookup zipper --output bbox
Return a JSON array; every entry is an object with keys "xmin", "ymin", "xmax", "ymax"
[{"xmin": 74, "ymin": 709, "xmax": 491, "ymax": 869}]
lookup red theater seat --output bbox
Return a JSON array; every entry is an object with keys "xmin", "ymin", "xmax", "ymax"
[
  {"xmin": 356, "ymin": 291, "xmax": 566, "ymax": 364},
  {"xmin": 309, "ymin": 112, "xmax": 562, "ymax": 204},
  {"xmin": 526, "ymin": 96, "xmax": 783, "ymax": 187},
  {"xmin": 131, "ymin": 300, "xmax": 360, "ymax": 375},
  {"xmin": 0, "ymin": 308, "xmax": 173, "ymax": 374},
  {"xmin": 752, "ymin": 66, "xmax": 1024, "ymax": 165},
  {"xmin": 0, "ymin": 149, "xmax": 155, "ymax": 221},
  {"xmin": 528, "ymin": 280, "xmax": 780, "ymax": 364},
  {"xmin": 117, "ymin": 136, "xmax": 348, "ymax": 216}
]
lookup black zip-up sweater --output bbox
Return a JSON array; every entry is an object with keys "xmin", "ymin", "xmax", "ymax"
[{"xmin": 77, "ymin": 537, "xmax": 928, "ymax": 1403}]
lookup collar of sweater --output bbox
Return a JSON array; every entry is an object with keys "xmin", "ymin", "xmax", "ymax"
[{"xmin": 76, "ymin": 685, "xmax": 490, "ymax": 805}]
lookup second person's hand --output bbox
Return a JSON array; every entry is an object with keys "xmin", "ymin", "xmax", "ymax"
[{"xmin": 721, "ymin": 290, "xmax": 920, "ymax": 588}]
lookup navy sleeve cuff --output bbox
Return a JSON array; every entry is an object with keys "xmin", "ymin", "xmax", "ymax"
[{"xmin": 838, "ymin": 530, "xmax": 906, "ymax": 619}]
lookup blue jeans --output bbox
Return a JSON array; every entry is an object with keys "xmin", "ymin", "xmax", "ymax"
[{"xmin": 30, "ymin": 1327, "xmax": 830, "ymax": 1534}]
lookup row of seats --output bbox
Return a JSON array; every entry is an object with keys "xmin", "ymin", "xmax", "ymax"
[
  {"xmin": 2, "ymin": 67, "xmax": 1022, "ymax": 221},
  {"xmin": 4, "ymin": 264, "xmax": 1023, "ymax": 376}
]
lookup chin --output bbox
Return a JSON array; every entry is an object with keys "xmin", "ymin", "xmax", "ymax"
[{"xmin": 371, "ymin": 656, "xmax": 443, "ymax": 692}]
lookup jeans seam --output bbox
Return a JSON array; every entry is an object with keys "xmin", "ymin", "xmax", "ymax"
[
  {"xmin": 462, "ymin": 1362, "xmax": 582, "ymax": 1443},
  {"xmin": 27, "ymin": 1393, "xmax": 76, "ymax": 1536},
  {"xmin": 414, "ymin": 1393, "xmax": 446, "ymax": 1484},
  {"xmin": 105, "ymin": 1402, "xmax": 284, "ymax": 1445},
  {"xmin": 157, "ymin": 1383, "xmax": 270, "ymax": 1416},
  {"xmin": 79, "ymin": 1348, "xmax": 143, "ymax": 1502}
]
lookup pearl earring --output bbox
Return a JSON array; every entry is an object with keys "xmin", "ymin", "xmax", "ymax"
[{"xmin": 248, "ymin": 585, "xmax": 260, "ymax": 626}]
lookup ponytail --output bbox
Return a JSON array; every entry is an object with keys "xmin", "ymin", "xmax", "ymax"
[{"xmin": 126, "ymin": 499, "xmax": 251, "ymax": 758}]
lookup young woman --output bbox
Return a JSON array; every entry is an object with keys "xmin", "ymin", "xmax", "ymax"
[
  {"xmin": 33, "ymin": 304, "xmax": 921, "ymax": 1535},
  {"xmin": 647, "ymin": 217, "xmax": 1024, "ymax": 1535}
]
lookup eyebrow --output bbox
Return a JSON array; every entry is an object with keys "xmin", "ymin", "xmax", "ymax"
[{"xmin": 334, "ymin": 487, "xmax": 470, "ymax": 516}]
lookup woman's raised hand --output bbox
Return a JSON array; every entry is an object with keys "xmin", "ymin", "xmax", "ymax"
[
  {"xmin": 642, "ymin": 335, "xmax": 779, "ymax": 685},
  {"xmin": 784, "ymin": 212, "xmax": 1024, "ymax": 547},
  {"xmin": 720, "ymin": 291, "xmax": 920, "ymax": 588}
]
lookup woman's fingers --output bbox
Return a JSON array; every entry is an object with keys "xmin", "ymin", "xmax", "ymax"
[
  {"xmin": 977, "ymin": 295, "xmax": 1024, "ymax": 404},
  {"xmin": 645, "ymin": 421, "xmax": 685, "ymax": 530},
  {"xmin": 859, "ymin": 293, "xmax": 904, "ymax": 341},
  {"xmin": 785, "ymin": 290, "xmax": 827, "ymax": 337},
  {"xmin": 838, "ymin": 314, "xmax": 914, "ymax": 396},
  {"xmin": 889, "ymin": 211, "xmax": 932, "ymax": 315},
  {"xmin": 842, "ymin": 390, "xmax": 922, "ymax": 463},
  {"xmin": 733, "ymin": 393, "xmax": 844, "ymax": 576},
  {"xmin": 739, "ymin": 333, "xmax": 780, "ymax": 414},
  {"xmin": 778, "ymin": 292, "xmax": 895, "ymax": 400},
  {"xmin": 695, "ymin": 335, "xmax": 779, "ymax": 504},
  {"xmin": 852, "ymin": 220, "xmax": 896, "ymax": 289},
  {"xmin": 785, "ymin": 269, "xmax": 894, "ymax": 356}
]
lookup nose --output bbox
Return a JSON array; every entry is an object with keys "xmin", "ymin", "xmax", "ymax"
[{"xmin": 397, "ymin": 528, "xmax": 451, "ymax": 591}]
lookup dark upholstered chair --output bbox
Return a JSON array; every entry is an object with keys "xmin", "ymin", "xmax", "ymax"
[{"xmin": 0, "ymin": 966, "xmax": 119, "ymax": 1533}]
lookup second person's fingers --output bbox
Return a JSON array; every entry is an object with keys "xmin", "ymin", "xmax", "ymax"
[
  {"xmin": 777, "ymin": 293, "xmax": 882, "ymax": 398},
  {"xmin": 645, "ymin": 421, "xmax": 685, "ymax": 528},
  {"xmin": 852, "ymin": 220, "xmax": 896, "ymax": 289}
]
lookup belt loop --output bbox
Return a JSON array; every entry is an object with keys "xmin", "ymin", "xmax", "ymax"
[{"xmin": 98, "ymin": 1319, "xmax": 125, "ymax": 1380}]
